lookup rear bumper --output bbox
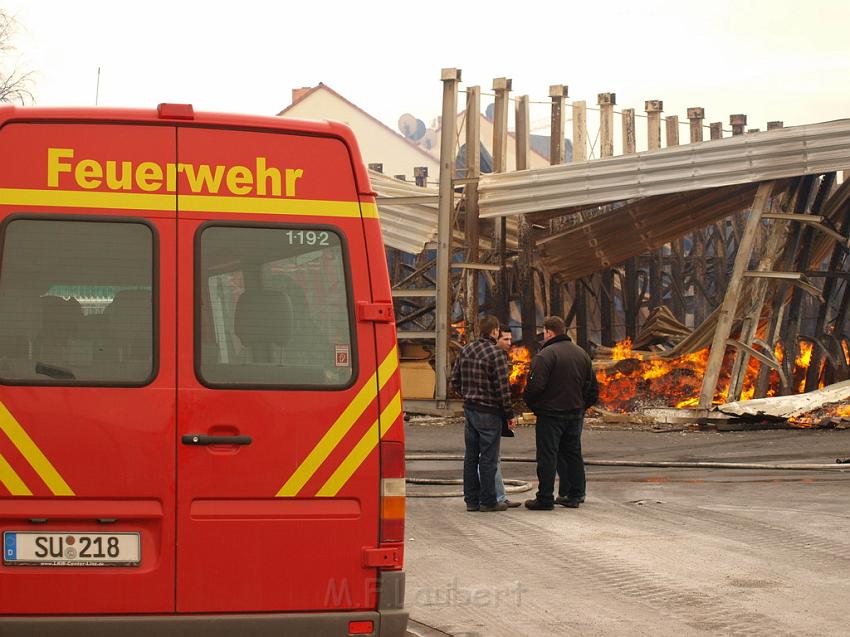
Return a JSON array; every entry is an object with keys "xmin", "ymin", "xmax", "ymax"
[
  {"xmin": 0, "ymin": 610, "xmax": 408, "ymax": 637},
  {"xmin": 0, "ymin": 572, "xmax": 408, "ymax": 637}
]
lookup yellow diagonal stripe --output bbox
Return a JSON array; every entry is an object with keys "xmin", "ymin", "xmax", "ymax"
[
  {"xmin": 0, "ymin": 451, "xmax": 32, "ymax": 496},
  {"xmin": 0, "ymin": 188, "xmax": 379, "ymax": 219},
  {"xmin": 276, "ymin": 346, "xmax": 399, "ymax": 497},
  {"xmin": 0, "ymin": 401, "xmax": 74, "ymax": 496},
  {"xmin": 316, "ymin": 392, "xmax": 403, "ymax": 497}
]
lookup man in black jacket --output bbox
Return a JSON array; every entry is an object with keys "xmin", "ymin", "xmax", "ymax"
[
  {"xmin": 523, "ymin": 316, "xmax": 599, "ymax": 510},
  {"xmin": 450, "ymin": 315, "xmax": 516, "ymax": 512}
]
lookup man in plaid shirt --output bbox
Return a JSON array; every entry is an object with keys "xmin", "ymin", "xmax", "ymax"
[{"xmin": 450, "ymin": 315, "xmax": 516, "ymax": 512}]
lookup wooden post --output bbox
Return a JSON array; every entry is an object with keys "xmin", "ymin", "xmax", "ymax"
[
  {"xmin": 575, "ymin": 280, "xmax": 589, "ymax": 352},
  {"xmin": 665, "ymin": 115, "xmax": 684, "ymax": 321},
  {"xmin": 755, "ymin": 177, "xmax": 813, "ymax": 396},
  {"xmin": 516, "ymin": 94, "xmax": 536, "ymax": 347},
  {"xmin": 435, "ymin": 68, "xmax": 461, "ymax": 401},
  {"xmin": 572, "ymin": 101, "xmax": 587, "ymax": 161},
  {"xmin": 598, "ymin": 93, "xmax": 616, "ymax": 345},
  {"xmin": 622, "ymin": 108, "xmax": 636, "ymax": 154},
  {"xmin": 645, "ymin": 100, "xmax": 663, "ymax": 151},
  {"xmin": 727, "ymin": 191, "xmax": 792, "ymax": 400},
  {"xmin": 687, "ymin": 108, "xmax": 706, "ymax": 324},
  {"xmin": 687, "ymin": 107, "xmax": 705, "ymax": 143},
  {"xmin": 549, "ymin": 85, "xmax": 568, "ymax": 164},
  {"xmin": 730, "ymin": 114, "xmax": 747, "ymax": 136},
  {"xmin": 806, "ymin": 175, "xmax": 844, "ymax": 391},
  {"xmin": 550, "ymin": 276, "xmax": 564, "ymax": 319},
  {"xmin": 598, "ymin": 93, "xmax": 615, "ymax": 158},
  {"xmin": 784, "ymin": 174, "xmax": 836, "ymax": 389},
  {"xmin": 710, "ymin": 122, "xmax": 723, "ymax": 140},
  {"xmin": 463, "ymin": 86, "xmax": 481, "ymax": 339},
  {"xmin": 492, "ymin": 77, "xmax": 511, "ymax": 324},
  {"xmin": 665, "ymin": 115, "xmax": 679, "ymax": 147},
  {"xmin": 646, "ymin": 100, "xmax": 664, "ymax": 309},
  {"xmin": 698, "ymin": 181, "xmax": 775, "ymax": 408},
  {"xmin": 622, "ymin": 107, "xmax": 638, "ymax": 338}
]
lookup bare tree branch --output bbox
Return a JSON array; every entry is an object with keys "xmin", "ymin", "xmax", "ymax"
[{"xmin": 0, "ymin": 10, "xmax": 33, "ymax": 104}]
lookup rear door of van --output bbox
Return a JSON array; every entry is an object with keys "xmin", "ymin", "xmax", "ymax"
[
  {"xmin": 175, "ymin": 126, "xmax": 392, "ymax": 612},
  {"xmin": 0, "ymin": 121, "xmax": 177, "ymax": 613}
]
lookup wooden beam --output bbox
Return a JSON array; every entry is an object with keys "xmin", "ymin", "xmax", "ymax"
[
  {"xmin": 687, "ymin": 107, "xmax": 705, "ymax": 143},
  {"xmin": 665, "ymin": 115, "xmax": 679, "ymax": 148},
  {"xmin": 783, "ymin": 174, "xmax": 837, "ymax": 389},
  {"xmin": 435, "ymin": 67, "xmax": 461, "ymax": 400},
  {"xmin": 622, "ymin": 108, "xmax": 636, "ymax": 155},
  {"xmin": 463, "ymin": 85, "xmax": 481, "ymax": 339},
  {"xmin": 572, "ymin": 100, "xmax": 587, "ymax": 161},
  {"xmin": 492, "ymin": 77, "xmax": 511, "ymax": 324},
  {"xmin": 622, "ymin": 106, "xmax": 638, "ymax": 338},
  {"xmin": 755, "ymin": 177, "xmax": 812, "ymax": 396},
  {"xmin": 517, "ymin": 93, "xmax": 536, "ymax": 347},
  {"xmin": 549, "ymin": 84, "xmax": 567, "ymax": 164},
  {"xmin": 646, "ymin": 100, "xmax": 663, "ymax": 309},
  {"xmin": 698, "ymin": 181, "xmax": 775, "ymax": 408},
  {"xmin": 665, "ymin": 114, "xmax": 684, "ymax": 321},
  {"xmin": 598, "ymin": 92, "xmax": 616, "ymax": 344},
  {"xmin": 598, "ymin": 92, "xmax": 615, "ymax": 158},
  {"xmin": 730, "ymin": 113, "xmax": 747, "ymax": 136},
  {"xmin": 727, "ymin": 190, "xmax": 791, "ymax": 401},
  {"xmin": 645, "ymin": 100, "xmax": 663, "ymax": 151},
  {"xmin": 710, "ymin": 122, "xmax": 723, "ymax": 140}
]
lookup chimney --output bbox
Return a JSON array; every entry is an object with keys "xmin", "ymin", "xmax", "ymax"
[{"xmin": 291, "ymin": 86, "xmax": 313, "ymax": 105}]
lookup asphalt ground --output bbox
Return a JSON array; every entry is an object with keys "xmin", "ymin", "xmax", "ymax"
[{"xmin": 402, "ymin": 419, "xmax": 850, "ymax": 637}]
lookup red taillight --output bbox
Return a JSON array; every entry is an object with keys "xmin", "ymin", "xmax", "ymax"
[
  {"xmin": 348, "ymin": 619, "xmax": 374, "ymax": 634},
  {"xmin": 380, "ymin": 440, "xmax": 405, "ymax": 544}
]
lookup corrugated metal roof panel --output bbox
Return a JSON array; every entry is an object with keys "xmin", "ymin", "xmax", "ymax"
[
  {"xmin": 477, "ymin": 119, "xmax": 850, "ymax": 219},
  {"xmin": 370, "ymin": 170, "xmax": 519, "ymax": 254},
  {"xmin": 369, "ymin": 170, "xmax": 439, "ymax": 254}
]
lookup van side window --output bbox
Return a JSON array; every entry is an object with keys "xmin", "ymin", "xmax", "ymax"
[
  {"xmin": 198, "ymin": 225, "xmax": 355, "ymax": 388},
  {"xmin": 0, "ymin": 219, "xmax": 155, "ymax": 385}
]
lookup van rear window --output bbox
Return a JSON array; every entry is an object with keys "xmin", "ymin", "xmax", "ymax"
[
  {"xmin": 197, "ymin": 225, "xmax": 355, "ymax": 388},
  {"xmin": 0, "ymin": 218, "xmax": 155, "ymax": 385}
]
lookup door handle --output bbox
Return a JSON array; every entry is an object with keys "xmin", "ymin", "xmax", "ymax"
[{"xmin": 181, "ymin": 434, "xmax": 253, "ymax": 446}]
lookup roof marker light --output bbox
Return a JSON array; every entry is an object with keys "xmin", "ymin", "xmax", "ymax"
[{"xmin": 157, "ymin": 103, "xmax": 194, "ymax": 120}]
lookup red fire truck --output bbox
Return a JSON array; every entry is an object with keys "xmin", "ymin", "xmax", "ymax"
[{"xmin": 0, "ymin": 104, "xmax": 406, "ymax": 636}]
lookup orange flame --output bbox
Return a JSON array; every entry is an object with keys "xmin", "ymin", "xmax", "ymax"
[
  {"xmin": 508, "ymin": 346, "xmax": 532, "ymax": 395},
  {"xmin": 612, "ymin": 337, "xmax": 642, "ymax": 361},
  {"xmin": 596, "ymin": 338, "xmax": 794, "ymax": 412},
  {"xmin": 451, "ymin": 320, "xmax": 467, "ymax": 344}
]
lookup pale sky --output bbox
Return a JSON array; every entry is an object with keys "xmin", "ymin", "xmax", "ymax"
[{"xmin": 4, "ymin": 0, "xmax": 850, "ymax": 149}]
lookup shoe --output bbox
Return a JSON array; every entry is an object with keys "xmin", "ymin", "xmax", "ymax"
[
  {"xmin": 478, "ymin": 502, "xmax": 509, "ymax": 512},
  {"xmin": 466, "ymin": 505, "xmax": 480, "ymax": 512},
  {"xmin": 524, "ymin": 498, "xmax": 554, "ymax": 511},
  {"xmin": 503, "ymin": 499, "xmax": 522, "ymax": 508},
  {"xmin": 555, "ymin": 496, "xmax": 582, "ymax": 508}
]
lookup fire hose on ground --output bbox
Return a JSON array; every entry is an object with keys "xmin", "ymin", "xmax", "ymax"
[{"xmin": 404, "ymin": 454, "xmax": 850, "ymax": 498}]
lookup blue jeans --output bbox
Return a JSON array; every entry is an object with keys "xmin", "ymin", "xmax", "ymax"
[
  {"xmin": 479, "ymin": 460, "xmax": 507, "ymax": 502},
  {"xmin": 463, "ymin": 408, "xmax": 502, "ymax": 508}
]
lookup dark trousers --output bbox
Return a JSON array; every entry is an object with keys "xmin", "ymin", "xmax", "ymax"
[
  {"xmin": 557, "ymin": 417, "xmax": 585, "ymax": 498},
  {"xmin": 463, "ymin": 407, "xmax": 502, "ymax": 508},
  {"xmin": 535, "ymin": 411, "xmax": 585, "ymax": 504}
]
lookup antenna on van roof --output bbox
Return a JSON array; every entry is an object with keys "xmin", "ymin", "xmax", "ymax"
[{"xmin": 95, "ymin": 67, "xmax": 101, "ymax": 106}]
